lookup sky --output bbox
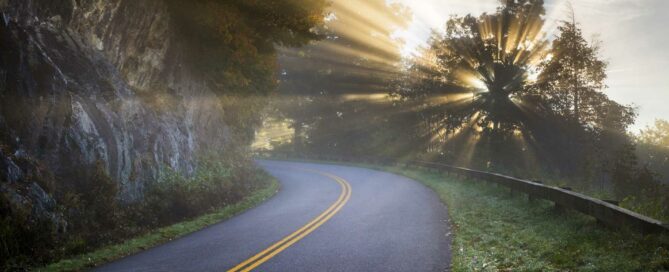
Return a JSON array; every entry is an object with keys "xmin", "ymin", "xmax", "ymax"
[{"xmin": 392, "ymin": 0, "xmax": 669, "ymax": 132}]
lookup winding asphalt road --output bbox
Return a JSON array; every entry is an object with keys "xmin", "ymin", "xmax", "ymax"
[{"xmin": 97, "ymin": 160, "xmax": 452, "ymax": 271}]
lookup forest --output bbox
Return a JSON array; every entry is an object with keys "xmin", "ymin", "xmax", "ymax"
[{"xmin": 269, "ymin": 0, "xmax": 669, "ymax": 222}]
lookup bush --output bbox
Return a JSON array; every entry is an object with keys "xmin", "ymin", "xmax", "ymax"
[
  {"xmin": 57, "ymin": 161, "xmax": 120, "ymax": 252},
  {"xmin": 621, "ymin": 183, "xmax": 669, "ymax": 222},
  {"xmin": 142, "ymin": 158, "xmax": 265, "ymax": 226},
  {"xmin": 0, "ymin": 193, "xmax": 58, "ymax": 270},
  {"xmin": 1, "ymin": 153, "xmax": 269, "ymax": 270}
]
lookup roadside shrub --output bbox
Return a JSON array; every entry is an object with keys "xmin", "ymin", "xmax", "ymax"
[
  {"xmin": 0, "ymin": 151, "xmax": 60, "ymax": 269},
  {"xmin": 0, "ymin": 193, "xmax": 58, "ymax": 270},
  {"xmin": 143, "ymin": 158, "xmax": 264, "ymax": 226},
  {"xmin": 1, "ymin": 150, "xmax": 269, "ymax": 271},
  {"xmin": 621, "ymin": 184, "xmax": 669, "ymax": 222},
  {"xmin": 57, "ymin": 161, "xmax": 120, "ymax": 251}
]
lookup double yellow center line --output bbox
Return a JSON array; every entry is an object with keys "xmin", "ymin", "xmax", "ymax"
[{"xmin": 227, "ymin": 168, "xmax": 352, "ymax": 272}]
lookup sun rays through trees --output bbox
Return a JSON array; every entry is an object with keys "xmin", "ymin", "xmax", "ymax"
[
  {"xmin": 264, "ymin": 0, "xmax": 666, "ymax": 219},
  {"xmin": 395, "ymin": 0, "xmax": 551, "ymax": 134},
  {"xmin": 388, "ymin": 0, "xmax": 635, "ymax": 173}
]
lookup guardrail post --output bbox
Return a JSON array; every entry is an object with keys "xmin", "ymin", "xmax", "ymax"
[
  {"xmin": 528, "ymin": 180, "xmax": 542, "ymax": 202},
  {"xmin": 553, "ymin": 187, "xmax": 573, "ymax": 213},
  {"xmin": 596, "ymin": 200, "xmax": 620, "ymax": 227},
  {"xmin": 507, "ymin": 185, "xmax": 517, "ymax": 198}
]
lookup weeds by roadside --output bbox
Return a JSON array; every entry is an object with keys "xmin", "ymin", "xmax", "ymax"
[
  {"xmin": 2, "ymin": 155, "xmax": 277, "ymax": 271},
  {"xmin": 39, "ymin": 173, "xmax": 278, "ymax": 271},
  {"xmin": 385, "ymin": 167, "xmax": 669, "ymax": 271}
]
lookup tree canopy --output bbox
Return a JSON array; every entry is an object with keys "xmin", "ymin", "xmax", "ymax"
[
  {"xmin": 272, "ymin": 0, "xmax": 412, "ymax": 152},
  {"xmin": 166, "ymin": 0, "xmax": 328, "ymax": 94},
  {"xmin": 394, "ymin": 0, "xmax": 635, "ymax": 136},
  {"xmin": 394, "ymin": 0, "xmax": 549, "ymax": 131},
  {"xmin": 639, "ymin": 119, "xmax": 669, "ymax": 148}
]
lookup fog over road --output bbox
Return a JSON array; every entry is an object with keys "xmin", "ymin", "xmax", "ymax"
[{"xmin": 97, "ymin": 160, "xmax": 452, "ymax": 272}]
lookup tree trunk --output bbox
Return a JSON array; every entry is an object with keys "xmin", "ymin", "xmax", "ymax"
[
  {"xmin": 293, "ymin": 121, "xmax": 303, "ymax": 152},
  {"xmin": 574, "ymin": 86, "xmax": 580, "ymax": 122}
]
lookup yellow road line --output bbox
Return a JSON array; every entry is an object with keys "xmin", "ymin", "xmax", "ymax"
[
  {"xmin": 227, "ymin": 168, "xmax": 352, "ymax": 272},
  {"xmin": 228, "ymin": 172, "xmax": 348, "ymax": 271}
]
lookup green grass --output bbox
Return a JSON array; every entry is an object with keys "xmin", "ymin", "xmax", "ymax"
[
  {"xmin": 37, "ymin": 177, "xmax": 279, "ymax": 272},
  {"xmin": 264, "ymin": 157, "xmax": 669, "ymax": 271},
  {"xmin": 375, "ymin": 166, "xmax": 669, "ymax": 271}
]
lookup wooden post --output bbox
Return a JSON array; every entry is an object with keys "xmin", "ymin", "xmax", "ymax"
[
  {"xmin": 528, "ymin": 180, "xmax": 542, "ymax": 202},
  {"xmin": 554, "ymin": 187, "xmax": 572, "ymax": 213},
  {"xmin": 597, "ymin": 200, "xmax": 619, "ymax": 227}
]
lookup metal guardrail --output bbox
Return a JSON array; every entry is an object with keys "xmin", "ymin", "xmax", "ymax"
[{"xmin": 260, "ymin": 152, "xmax": 669, "ymax": 235}]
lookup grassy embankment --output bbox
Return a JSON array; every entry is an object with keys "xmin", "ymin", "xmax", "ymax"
[
  {"xmin": 38, "ymin": 174, "xmax": 279, "ymax": 272},
  {"xmin": 273, "ymin": 158, "xmax": 669, "ymax": 271},
  {"xmin": 390, "ymin": 166, "xmax": 669, "ymax": 271}
]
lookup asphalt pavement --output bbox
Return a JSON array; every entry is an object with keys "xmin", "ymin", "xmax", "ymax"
[{"xmin": 96, "ymin": 160, "xmax": 452, "ymax": 272}]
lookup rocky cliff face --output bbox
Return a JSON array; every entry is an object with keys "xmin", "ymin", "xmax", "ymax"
[{"xmin": 0, "ymin": 0, "xmax": 235, "ymax": 224}]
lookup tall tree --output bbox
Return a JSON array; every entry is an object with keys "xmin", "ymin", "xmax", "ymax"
[
  {"xmin": 638, "ymin": 119, "xmax": 669, "ymax": 147},
  {"xmin": 387, "ymin": 0, "xmax": 640, "ymax": 180},
  {"xmin": 394, "ymin": 0, "xmax": 549, "ymax": 133},
  {"xmin": 636, "ymin": 119, "xmax": 669, "ymax": 182},
  {"xmin": 165, "ymin": 0, "xmax": 329, "ymax": 144},
  {"xmin": 537, "ymin": 8, "xmax": 608, "ymax": 125}
]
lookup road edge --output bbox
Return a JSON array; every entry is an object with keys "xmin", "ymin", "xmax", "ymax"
[
  {"xmin": 38, "ymin": 173, "xmax": 281, "ymax": 272},
  {"xmin": 258, "ymin": 158, "xmax": 453, "ymax": 270},
  {"xmin": 261, "ymin": 157, "xmax": 669, "ymax": 271}
]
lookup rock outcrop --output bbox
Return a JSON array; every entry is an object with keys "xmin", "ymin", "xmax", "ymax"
[{"xmin": 0, "ymin": 0, "xmax": 235, "ymax": 224}]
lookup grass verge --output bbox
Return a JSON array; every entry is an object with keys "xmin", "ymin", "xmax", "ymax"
[
  {"xmin": 382, "ymin": 166, "xmax": 669, "ymax": 271},
  {"xmin": 266, "ymin": 158, "xmax": 669, "ymax": 271},
  {"xmin": 37, "ymin": 175, "xmax": 279, "ymax": 272}
]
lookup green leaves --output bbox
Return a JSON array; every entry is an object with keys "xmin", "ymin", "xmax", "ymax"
[
  {"xmin": 165, "ymin": 0, "xmax": 327, "ymax": 95},
  {"xmin": 388, "ymin": 167, "xmax": 669, "ymax": 272}
]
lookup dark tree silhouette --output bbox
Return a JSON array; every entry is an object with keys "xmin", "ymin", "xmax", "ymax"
[
  {"xmin": 396, "ymin": 0, "xmax": 635, "ymax": 138},
  {"xmin": 538, "ymin": 8, "xmax": 609, "ymax": 126},
  {"xmin": 395, "ymin": 0, "xmax": 549, "ymax": 132}
]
